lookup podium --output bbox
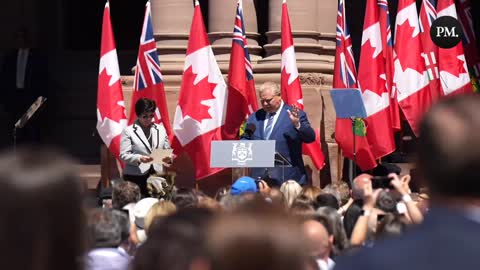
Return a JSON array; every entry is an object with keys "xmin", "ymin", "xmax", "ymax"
[
  {"xmin": 210, "ymin": 140, "xmax": 292, "ymax": 184},
  {"xmin": 330, "ymin": 88, "xmax": 367, "ymax": 184}
]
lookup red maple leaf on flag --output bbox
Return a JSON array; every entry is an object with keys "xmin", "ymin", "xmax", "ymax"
[
  {"xmin": 179, "ymin": 66, "xmax": 217, "ymax": 123},
  {"xmin": 358, "ymin": 44, "xmax": 386, "ymax": 96},
  {"xmin": 441, "ymin": 54, "xmax": 466, "ymax": 78},
  {"xmin": 396, "ymin": 22, "xmax": 424, "ymax": 72},
  {"xmin": 97, "ymin": 69, "xmax": 125, "ymax": 122}
]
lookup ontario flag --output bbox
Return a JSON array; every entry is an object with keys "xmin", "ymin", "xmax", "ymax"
[
  {"xmin": 419, "ymin": 0, "xmax": 442, "ymax": 101},
  {"xmin": 378, "ymin": 0, "xmax": 401, "ymax": 131},
  {"xmin": 222, "ymin": 0, "xmax": 258, "ymax": 140},
  {"xmin": 334, "ymin": 0, "xmax": 376, "ymax": 171},
  {"xmin": 128, "ymin": 1, "xmax": 172, "ymax": 137},
  {"xmin": 172, "ymin": 1, "xmax": 227, "ymax": 180},
  {"xmin": 281, "ymin": 0, "xmax": 325, "ymax": 170},
  {"xmin": 394, "ymin": 0, "xmax": 432, "ymax": 136},
  {"xmin": 437, "ymin": 0, "xmax": 472, "ymax": 96},
  {"xmin": 358, "ymin": 0, "xmax": 395, "ymax": 159},
  {"xmin": 96, "ymin": 1, "xmax": 127, "ymax": 161},
  {"xmin": 456, "ymin": 0, "xmax": 480, "ymax": 91}
]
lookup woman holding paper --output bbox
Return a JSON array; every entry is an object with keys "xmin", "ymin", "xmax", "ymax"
[{"xmin": 120, "ymin": 98, "xmax": 171, "ymax": 196}]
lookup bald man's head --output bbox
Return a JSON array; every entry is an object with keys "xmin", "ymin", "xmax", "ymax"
[
  {"xmin": 352, "ymin": 174, "xmax": 372, "ymax": 200},
  {"xmin": 303, "ymin": 220, "xmax": 332, "ymax": 260}
]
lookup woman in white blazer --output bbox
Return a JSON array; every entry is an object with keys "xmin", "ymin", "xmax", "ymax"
[{"xmin": 120, "ymin": 98, "xmax": 171, "ymax": 195}]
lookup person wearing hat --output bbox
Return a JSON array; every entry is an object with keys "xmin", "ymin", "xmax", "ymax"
[
  {"xmin": 231, "ymin": 176, "xmax": 258, "ymax": 196},
  {"xmin": 130, "ymin": 197, "xmax": 159, "ymax": 245}
]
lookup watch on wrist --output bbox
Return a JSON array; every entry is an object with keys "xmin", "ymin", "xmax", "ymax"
[
  {"xmin": 360, "ymin": 209, "xmax": 371, "ymax": 217},
  {"xmin": 402, "ymin": 194, "xmax": 413, "ymax": 203}
]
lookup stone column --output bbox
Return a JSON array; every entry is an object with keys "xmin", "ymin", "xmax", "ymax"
[
  {"xmin": 258, "ymin": 0, "xmax": 331, "ymax": 72},
  {"xmin": 150, "ymin": 0, "xmax": 193, "ymax": 74},
  {"xmin": 254, "ymin": 0, "xmax": 338, "ymax": 186},
  {"xmin": 318, "ymin": 0, "xmax": 341, "ymax": 182},
  {"xmin": 208, "ymin": 0, "xmax": 262, "ymax": 70},
  {"xmin": 317, "ymin": 0, "xmax": 337, "ymax": 50}
]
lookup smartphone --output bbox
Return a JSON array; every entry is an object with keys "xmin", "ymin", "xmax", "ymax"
[
  {"xmin": 377, "ymin": 214, "xmax": 386, "ymax": 222},
  {"xmin": 371, "ymin": 175, "xmax": 393, "ymax": 189}
]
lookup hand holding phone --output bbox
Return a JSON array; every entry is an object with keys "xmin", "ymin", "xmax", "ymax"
[
  {"xmin": 255, "ymin": 178, "xmax": 271, "ymax": 196},
  {"xmin": 388, "ymin": 173, "xmax": 409, "ymax": 195},
  {"xmin": 371, "ymin": 175, "xmax": 393, "ymax": 189}
]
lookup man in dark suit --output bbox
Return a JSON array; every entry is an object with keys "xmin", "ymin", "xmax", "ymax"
[
  {"xmin": 245, "ymin": 81, "xmax": 315, "ymax": 186},
  {"xmin": 335, "ymin": 95, "xmax": 480, "ymax": 270},
  {"xmin": 1, "ymin": 28, "xmax": 47, "ymax": 148}
]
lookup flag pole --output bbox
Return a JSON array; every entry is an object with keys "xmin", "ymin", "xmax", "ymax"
[{"xmin": 350, "ymin": 117, "xmax": 357, "ymax": 184}]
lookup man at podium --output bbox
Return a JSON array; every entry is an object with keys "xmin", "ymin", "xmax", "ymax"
[{"xmin": 245, "ymin": 82, "xmax": 315, "ymax": 186}]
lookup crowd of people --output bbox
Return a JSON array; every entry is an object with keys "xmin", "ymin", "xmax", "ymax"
[{"xmin": 2, "ymin": 95, "xmax": 480, "ymax": 270}]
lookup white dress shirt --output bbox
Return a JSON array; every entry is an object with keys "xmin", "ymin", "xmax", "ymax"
[
  {"xmin": 263, "ymin": 101, "xmax": 284, "ymax": 136},
  {"xmin": 16, "ymin": 48, "xmax": 29, "ymax": 89}
]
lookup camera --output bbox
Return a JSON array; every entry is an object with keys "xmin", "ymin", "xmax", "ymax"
[{"xmin": 371, "ymin": 175, "xmax": 393, "ymax": 189}]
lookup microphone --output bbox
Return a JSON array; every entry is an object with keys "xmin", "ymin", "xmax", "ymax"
[{"xmin": 241, "ymin": 123, "xmax": 256, "ymax": 140}]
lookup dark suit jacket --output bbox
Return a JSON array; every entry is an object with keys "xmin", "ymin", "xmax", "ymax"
[
  {"xmin": 335, "ymin": 207, "xmax": 480, "ymax": 270},
  {"xmin": 246, "ymin": 104, "xmax": 315, "ymax": 185},
  {"xmin": 1, "ymin": 48, "xmax": 46, "ymax": 118},
  {"xmin": 1, "ymin": 48, "xmax": 47, "ymax": 146}
]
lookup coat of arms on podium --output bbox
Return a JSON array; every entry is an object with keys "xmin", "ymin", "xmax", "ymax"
[{"xmin": 232, "ymin": 142, "xmax": 253, "ymax": 165}]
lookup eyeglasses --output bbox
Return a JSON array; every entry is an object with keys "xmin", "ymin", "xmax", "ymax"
[
  {"xmin": 140, "ymin": 114, "xmax": 154, "ymax": 119},
  {"xmin": 260, "ymin": 96, "xmax": 277, "ymax": 104}
]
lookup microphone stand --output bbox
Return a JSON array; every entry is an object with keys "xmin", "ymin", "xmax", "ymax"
[
  {"xmin": 13, "ymin": 127, "xmax": 17, "ymax": 155},
  {"xmin": 350, "ymin": 117, "xmax": 357, "ymax": 182},
  {"xmin": 12, "ymin": 96, "xmax": 47, "ymax": 154}
]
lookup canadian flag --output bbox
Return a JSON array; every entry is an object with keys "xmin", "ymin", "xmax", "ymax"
[
  {"xmin": 172, "ymin": 1, "xmax": 227, "ymax": 180},
  {"xmin": 456, "ymin": 0, "xmax": 480, "ymax": 85},
  {"xmin": 281, "ymin": 0, "xmax": 325, "ymax": 170},
  {"xmin": 437, "ymin": 0, "xmax": 473, "ymax": 96},
  {"xmin": 394, "ymin": 0, "xmax": 432, "ymax": 136},
  {"xmin": 96, "ymin": 1, "xmax": 127, "ymax": 160},
  {"xmin": 358, "ymin": 0, "xmax": 395, "ymax": 159},
  {"xmin": 378, "ymin": 0, "xmax": 401, "ymax": 131},
  {"xmin": 419, "ymin": 0, "xmax": 442, "ymax": 101}
]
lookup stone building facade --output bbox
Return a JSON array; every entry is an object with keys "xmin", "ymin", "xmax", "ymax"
[
  {"xmin": 0, "ymin": 0, "xmax": 342, "ymax": 191},
  {"xmin": 118, "ymin": 0, "xmax": 341, "ymax": 190}
]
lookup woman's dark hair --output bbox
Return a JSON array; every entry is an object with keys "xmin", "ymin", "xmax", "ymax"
[
  {"xmin": 112, "ymin": 181, "xmax": 141, "ymax": 209},
  {"xmin": 135, "ymin": 98, "xmax": 156, "ymax": 117},
  {"xmin": 314, "ymin": 193, "xmax": 340, "ymax": 210},
  {"xmin": 315, "ymin": 207, "xmax": 350, "ymax": 257},
  {"xmin": 375, "ymin": 190, "xmax": 397, "ymax": 213},
  {"xmin": 87, "ymin": 209, "xmax": 124, "ymax": 248},
  {"xmin": 343, "ymin": 203, "xmax": 362, "ymax": 238},
  {"xmin": 171, "ymin": 188, "xmax": 199, "ymax": 209},
  {"xmin": 0, "ymin": 146, "xmax": 85, "ymax": 270}
]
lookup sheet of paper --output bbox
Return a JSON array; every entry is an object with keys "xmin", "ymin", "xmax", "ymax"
[
  {"xmin": 138, "ymin": 148, "xmax": 174, "ymax": 174},
  {"xmin": 150, "ymin": 148, "xmax": 173, "ymax": 164}
]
